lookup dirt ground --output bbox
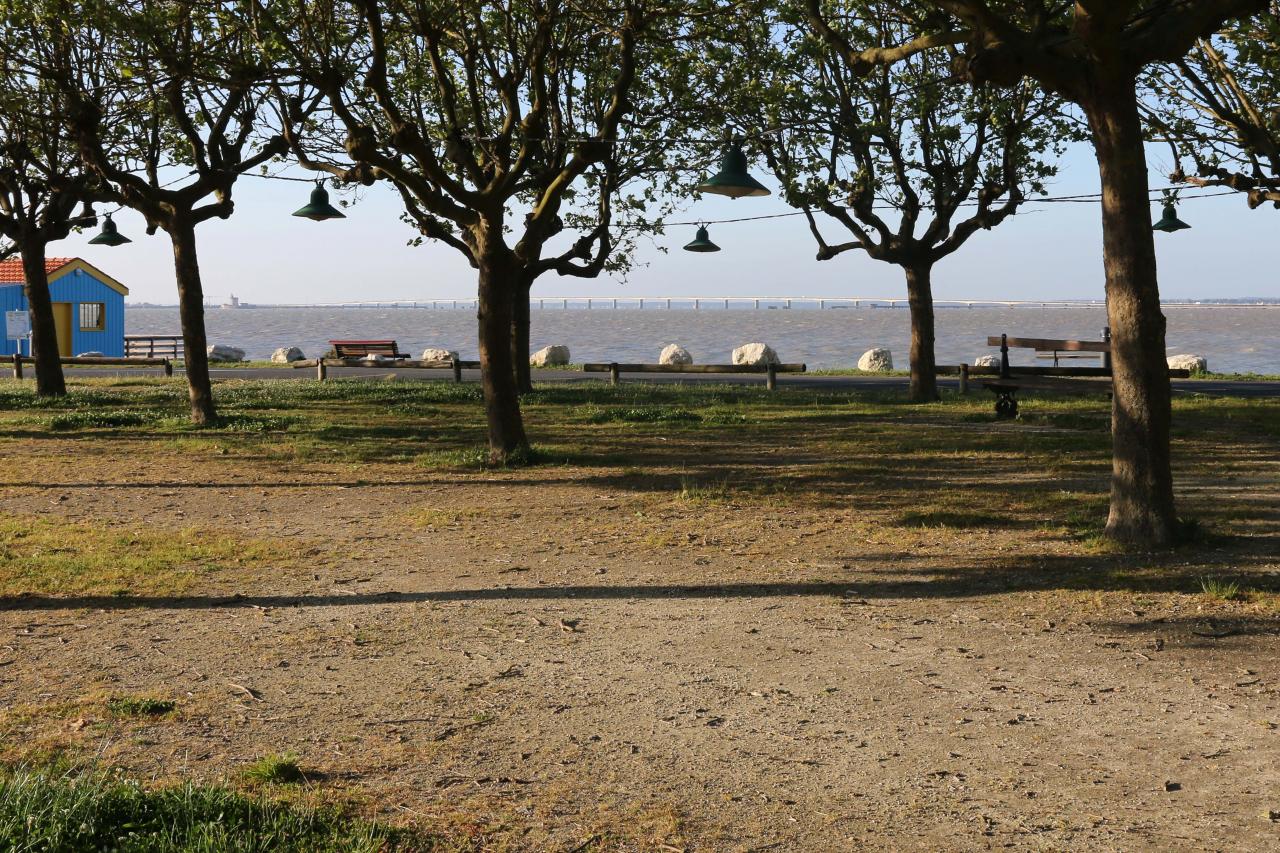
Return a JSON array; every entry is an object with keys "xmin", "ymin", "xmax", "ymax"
[{"xmin": 1, "ymin": 405, "xmax": 1279, "ymax": 851}]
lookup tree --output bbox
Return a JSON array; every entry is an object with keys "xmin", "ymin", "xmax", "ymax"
[
  {"xmin": 0, "ymin": 21, "xmax": 103, "ymax": 397},
  {"xmin": 729, "ymin": 1, "xmax": 1066, "ymax": 401},
  {"xmin": 1147, "ymin": 5, "xmax": 1280, "ymax": 208},
  {"xmin": 35, "ymin": 0, "xmax": 288, "ymax": 423},
  {"xmin": 257, "ymin": 0, "xmax": 694, "ymax": 461},
  {"xmin": 805, "ymin": 0, "xmax": 1266, "ymax": 546}
]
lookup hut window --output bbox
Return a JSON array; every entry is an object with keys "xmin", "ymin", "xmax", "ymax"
[{"xmin": 79, "ymin": 303, "xmax": 105, "ymax": 331}]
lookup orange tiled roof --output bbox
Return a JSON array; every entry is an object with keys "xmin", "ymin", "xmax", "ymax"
[{"xmin": 0, "ymin": 256, "xmax": 75, "ymax": 284}]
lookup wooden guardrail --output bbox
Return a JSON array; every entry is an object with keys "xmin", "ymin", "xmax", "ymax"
[
  {"xmin": 582, "ymin": 361, "xmax": 807, "ymax": 390},
  {"xmin": 125, "ymin": 335, "xmax": 184, "ymax": 359},
  {"xmin": 10, "ymin": 354, "xmax": 173, "ymax": 378},
  {"xmin": 292, "ymin": 357, "xmax": 480, "ymax": 383}
]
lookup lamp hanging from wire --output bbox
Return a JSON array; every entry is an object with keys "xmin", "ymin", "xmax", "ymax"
[
  {"xmin": 1152, "ymin": 203, "xmax": 1190, "ymax": 233},
  {"xmin": 87, "ymin": 213, "xmax": 131, "ymax": 246},
  {"xmin": 293, "ymin": 181, "xmax": 346, "ymax": 221},
  {"xmin": 695, "ymin": 140, "xmax": 770, "ymax": 199},
  {"xmin": 683, "ymin": 224, "xmax": 721, "ymax": 253}
]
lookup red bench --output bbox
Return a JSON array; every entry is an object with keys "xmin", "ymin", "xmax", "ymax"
[{"xmin": 328, "ymin": 339, "xmax": 409, "ymax": 359}]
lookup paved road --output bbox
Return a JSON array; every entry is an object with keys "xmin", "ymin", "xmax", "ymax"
[{"xmin": 49, "ymin": 365, "xmax": 1280, "ymax": 398}]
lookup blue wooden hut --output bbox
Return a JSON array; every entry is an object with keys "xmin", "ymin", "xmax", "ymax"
[{"xmin": 0, "ymin": 257, "xmax": 128, "ymax": 357}]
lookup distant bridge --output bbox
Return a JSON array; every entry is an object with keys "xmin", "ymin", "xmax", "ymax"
[{"xmin": 250, "ymin": 296, "xmax": 1276, "ymax": 310}]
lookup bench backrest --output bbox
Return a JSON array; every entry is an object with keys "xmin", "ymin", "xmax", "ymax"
[
  {"xmin": 985, "ymin": 335, "xmax": 1110, "ymax": 353},
  {"xmin": 989, "ymin": 330, "xmax": 1112, "ymax": 378},
  {"xmin": 329, "ymin": 339, "xmax": 401, "ymax": 357}
]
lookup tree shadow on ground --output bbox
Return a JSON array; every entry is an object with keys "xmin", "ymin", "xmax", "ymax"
[{"xmin": 6, "ymin": 553, "xmax": 1279, "ymax": 620}]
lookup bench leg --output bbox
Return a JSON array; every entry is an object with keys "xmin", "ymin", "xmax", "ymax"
[{"xmin": 994, "ymin": 389, "xmax": 1018, "ymax": 419}]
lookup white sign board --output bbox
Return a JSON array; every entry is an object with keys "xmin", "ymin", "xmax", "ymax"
[{"xmin": 5, "ymin": 310, "xmax": 30, "ymax": 341}]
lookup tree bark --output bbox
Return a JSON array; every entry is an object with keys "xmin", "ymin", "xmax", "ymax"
[
  {"xmin": 511, "ymin": 279, "xmax": 533, "ymax": 395},
  {"xmin": 904, "ymin": 261, "xmax": 938, "ymax": 402},
  {"xmin": 477, "ymin": 247, "xmax": 530, "ymax": 464},
  {"xmin": 169, "ymin": 218, "xmax": 217, "ymax": 424},
  {"xmin": 1081, "ymin": 75, "xmax": 1177, "ymax": 547},
  {"xmin": 19, "ymin": 239, "xmax": 67, "ymax": 397}
]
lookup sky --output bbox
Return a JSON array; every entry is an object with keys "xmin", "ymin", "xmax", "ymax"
[{"xmin": 54, "ymin": 141, "xmax": 1279, "ymax": 306}]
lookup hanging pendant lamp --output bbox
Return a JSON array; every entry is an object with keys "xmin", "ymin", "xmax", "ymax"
[
  {"xmin": 1152, "ymin": 203, "xmax": 1190, "ymax": 232},
  {"xmin": 293, "ymin": 182, "xmax": 346, "ymax": 221},
  {"xmin": 683, "ymin": 224, "xmax": 721, "ymax": 253},
  {"xmin": 695, "ymin": 140, "xmax": 770, "ymax": 199},
  {"xmin": 88, "ymin": 213, "xmax": 131, "ymax": 246}
]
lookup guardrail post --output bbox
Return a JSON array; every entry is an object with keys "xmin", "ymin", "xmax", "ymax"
[
  {"xmin": 1000, "ymin": 333, "xmax": 1010, "ymax": 379},
  {"xmin": 316, "ymin": 359, "xmax": 327, "ymax": 381},
  {"xmin": 163, "ymin": 359, "xmax": 173, "ymax": 377},
  {"xmin": 1101, "ymin": 326, "xmax": 1112, "ymax": 373},
  {"xmin": 959, "ymin": 363, "xmax": 969, "ymax": 395},
  {"xmin": 766, "ymin": 363, "xmax": 777, "ymax": 391},
  {"xmin": 452, "ymin": 358, "xmax": 462, "ymax": 384},
  {"xmin": 12, "ymin": 353, "xmax": 22, "ymax": 380},
  {"xmin": 609, "ymin": 362, "xmax": 619, "ymax": 386}
]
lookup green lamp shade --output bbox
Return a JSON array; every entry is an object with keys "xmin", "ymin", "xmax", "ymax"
[
  {"xmin": 683, "ymin": 225, "xmax": 721, "ymax": 253},
  {"xmin": 293, "ymin": 185, "xmax": 346, "ymax": 221},
  {"xmin": 88, "ymin": 214, "xmax": 131, "ymax": 246},
  {"xmin": 696, "ymin": 142, "xmax": 770, "ymax": 199},
  {"xmin": 1152, "ymin": 204, "xmax": 1190, "ymax": 232}
]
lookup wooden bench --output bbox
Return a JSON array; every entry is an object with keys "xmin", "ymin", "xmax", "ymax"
[
  {"xmin": 296, "ymin": 355, "xmax": 479, "ymax": 382},
  {"xmin": 327, "ymin": 339, "xmax": 410, "ymax": 359},
  {"xmin": 582, "ymin": 362, "xmax": 807, "ymax": 390},
  {"xmin": 983, "ymin": 333, "xmax": 1188, "ymax": 417},
  {"xmin": 125, "ymin": 334, "xmax": 184, "ymax": 359}
]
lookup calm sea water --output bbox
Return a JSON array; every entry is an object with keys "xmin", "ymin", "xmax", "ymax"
[{"xmin": 125, "ymin": 304, "xmax": 1279, "ymax": 374}]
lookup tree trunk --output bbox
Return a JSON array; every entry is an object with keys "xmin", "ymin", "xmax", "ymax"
[
  {"xmin": 511, "ymin": 279, "xmax": 533, "ymax": 394},
  {"xmin": 19, "ymin": 240, "xmax": 67, "ymax": 397},
  {"xmin": 904, "ymin": 261, "xmax": 938, "ymax": 402},
  {"xmin": 170, "ymin": 218, "xmax": 217, "ymax": 424},
  {"xmin": 1082, "ymin": 76, "xmax": 1176, "ymax": 547},
  {"xmin": 477, "ymin": 248, "xmax": 530, "ymax": 464}
]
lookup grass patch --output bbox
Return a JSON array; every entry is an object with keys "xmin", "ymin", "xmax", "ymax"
[
  {"xmin": 0, "ymin": 767, "xmax": 421, "ymax": 851},
  {"xmin": 106, "ymin": 696, "xmax": 177, "ymax": 718},
  {"xmin": 0, "ymin": 516, "xmax": 293, "ymax": 596},
  {"xmin": 1200, "ymin": 575, "xmax": 1244, "ymax": 601},
  {"xmin": 898, "ymin": 509, "xmax": 1006, "ymax": 529},
  {"xmin": 48, "ymin": 409, "xmax": 172, "ymax": 431},
  {"xmin": 242, "ymin": 753, "xmax": 307, "ymax": 785},
  {"xmin": 678, "ymin": 477, "xmax": 733, "ymax": 504},
  {"xmin": 578, "ymin": 405, "xmax": 702, "ymax": 424}
]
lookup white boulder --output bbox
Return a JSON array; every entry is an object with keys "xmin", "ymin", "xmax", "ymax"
[
  {"xmin": 973, "ymin": 354, "xmax": 1002, "ymax": 368},
  {"xmin": 857, "ymin": 347, "xmax": 894, "ymax": 372},
  {"xmin": 1167, "ymin": 354, "xmax": 1208, "ymax": 373},
  {"xmin": 420, "ymin": 347, "xmax": 459, "ymax": 363},
  {"xmin": 76, "ymin": 351, "xmax": 106, "ymax": 358},
  {"xmin": 530, "ymin": 345, "xmax": 570, "ymax": 367},
  {"xmin": 731, "ymin": 343, "xmax": 779, "ymax": 366},
  {"xmin": 362, "ymin": 352, "xmax": 392, "ymax": 363},
  {"xmin": 659, "ymin": 344, "xmax": 693, "ymax": 366},
  {"xmin": 271, "ymin": 346, "xmax": 306, "ymax": 363},
  {"xmin": 206, "ymin": 344, "xmax": 245, "ymax": 362}
]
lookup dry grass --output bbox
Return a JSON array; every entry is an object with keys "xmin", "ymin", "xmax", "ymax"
[{"xmin": 0, "ymin": 516, "xmax": 298, "ymax": 596}]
